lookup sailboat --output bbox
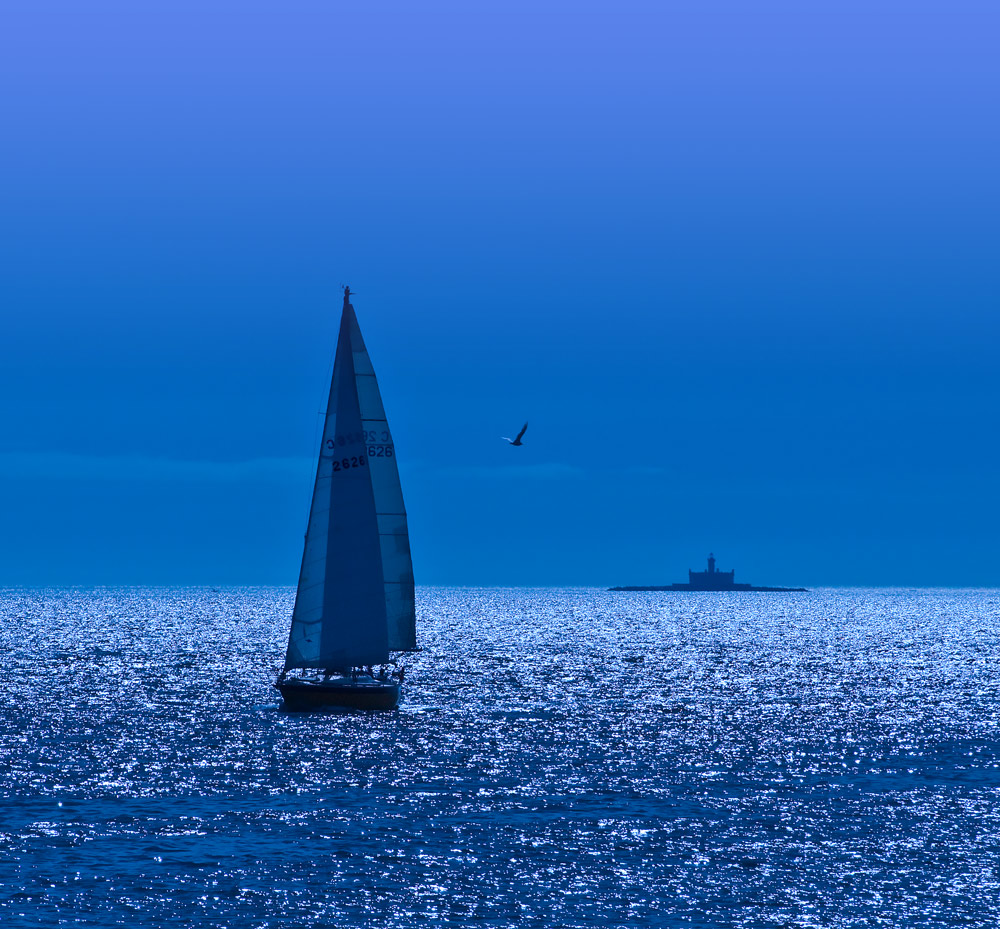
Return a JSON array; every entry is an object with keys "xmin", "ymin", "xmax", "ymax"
[{"xmin": 275, "ymin": 286, "xmax": 416, "ymax": 711}]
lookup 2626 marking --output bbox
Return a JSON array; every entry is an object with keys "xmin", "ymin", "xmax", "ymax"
[{"xmin": 332, "ymin": 455, "xmax": 367, "ymax": 472}]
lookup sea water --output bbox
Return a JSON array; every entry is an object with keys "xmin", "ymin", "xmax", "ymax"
[{"xmin": 1, "ymin": 587, "xmax": 998, "ymax": 928}]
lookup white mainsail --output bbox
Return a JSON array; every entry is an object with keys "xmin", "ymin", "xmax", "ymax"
[
  {"xmin": 283, "ymin": 289, "xmax": 416, "ymax": 671},
  {"xmin": 344, "ymin": 302, "xmax": 418, "ymax": 652}
]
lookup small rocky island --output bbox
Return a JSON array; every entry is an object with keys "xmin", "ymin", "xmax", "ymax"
[{"xmin": 610, "ymin": 553, "xmax": 807, "ymax": 592}]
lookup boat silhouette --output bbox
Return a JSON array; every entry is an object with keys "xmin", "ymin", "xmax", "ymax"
[
  {"xmin": 610, "ymin": 553, "xmax": 807, "ymax": 592},
  {"xmin": 275, "ymin": 286, "xmax": 417, "ymax": 710}
]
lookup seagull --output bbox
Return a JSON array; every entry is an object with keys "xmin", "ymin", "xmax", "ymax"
[{"xmin": 502, "ymin": 422, "xmax": 528, "ymax": 446}]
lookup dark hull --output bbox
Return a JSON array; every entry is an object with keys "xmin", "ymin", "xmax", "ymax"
[{"xmin": 275, "ymin": 679, "xmax": 400, "ymax": 711}]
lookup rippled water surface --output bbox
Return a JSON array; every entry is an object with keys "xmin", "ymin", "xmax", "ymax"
[{"xmin": 2, "ymin": 587, "xmax": 999, "ymax": 927}]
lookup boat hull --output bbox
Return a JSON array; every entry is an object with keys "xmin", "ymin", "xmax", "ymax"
[{"xmin": 275, "ymin": 677, "xmax": 400, "ymax": 711}]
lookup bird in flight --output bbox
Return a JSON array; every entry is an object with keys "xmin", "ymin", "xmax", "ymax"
[{"xmin": 502, "ymin": 422, "xmax": 528, "ymax": 446}]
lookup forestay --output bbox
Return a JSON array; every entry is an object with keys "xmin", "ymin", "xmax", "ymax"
[{"xmin": 284, "ymin": 290, "xmax": 416, "ymax": 671}]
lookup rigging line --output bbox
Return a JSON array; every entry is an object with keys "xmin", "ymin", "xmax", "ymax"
[
  {"xmin": 305, "ymin": 336, "xmax": 338, "ymax": 517},
  {"xmin": 309, "ymin": 303, "xmax": 339, "ymax": 458},
  {"xmin": 311, "ymin": 373, "xmax": 333, "ymax": 457}
]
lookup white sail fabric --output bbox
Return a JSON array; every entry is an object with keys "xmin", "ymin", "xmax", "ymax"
[
  {"xmin": 343, "ymin": 302, "xmax": 417, "ymax": 652},
  {"xmin": 284, "ymin": 292, "xmax": 416, "ymax": 671}
]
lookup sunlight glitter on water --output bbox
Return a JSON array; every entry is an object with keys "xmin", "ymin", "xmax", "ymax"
[{"xmin": 1, "ymin": 587, "xmax": 999, "ymax": 927}]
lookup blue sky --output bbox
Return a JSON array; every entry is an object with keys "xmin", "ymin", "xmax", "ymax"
[{"xmin": 1, "ymin": 2, "xmax": 998, "ymax": 586}]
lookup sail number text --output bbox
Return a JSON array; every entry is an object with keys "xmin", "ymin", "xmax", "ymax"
[
  {"xmin": 324, "ymin": 430, "xmax": 394, "ymax": 460},
  {"xmin": 332, "ymin": 455, "xmax": 366, "ymax": 472}
]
